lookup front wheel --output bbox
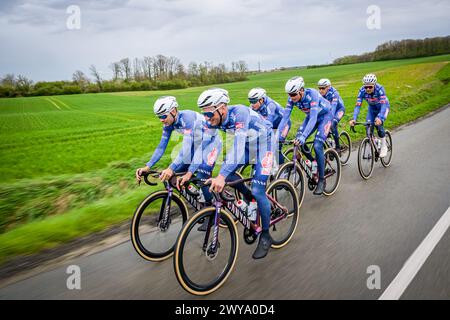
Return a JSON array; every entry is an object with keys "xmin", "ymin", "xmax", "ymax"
[
  {"xmin": 274, "ymin": 162, "xmax": 305, "ymax": 208},
  {"xmin": 174, "ymin": 207, "xmax": 238, "ymax": 296},
  {"xmin": 338, "ymin": 131, "xmax": 352, "ymax": 166},
  {"xmin": 131, "ymin": 191, "xmax": 188, "ymax": 262},
  {"xmin": 381, "ymin": 131, "xmax": 393, "ymax": 167},
  {"xmin": 357, "ymin": 137, "xmax": 374, "ymax": 180}
]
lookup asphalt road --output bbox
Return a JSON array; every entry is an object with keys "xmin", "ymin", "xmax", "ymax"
[{"xmin": 1, "ymin": 106, "xmax": 449, "ymax": 300}]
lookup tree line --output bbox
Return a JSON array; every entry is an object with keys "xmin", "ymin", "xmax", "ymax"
[
  {"xmin": 333, "ymin": 36, "xmax": 450, "ymax": 65},
  {"xmin": 0, "ymin": 55, "xmax": 249, "ymax": 98}
]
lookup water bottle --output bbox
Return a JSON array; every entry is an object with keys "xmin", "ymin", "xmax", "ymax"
[
  {"xmin": 305, "ymin": 159, "xmax": 312, "ymax": 168},
  {"xmin": 311, "ymin": 161, "xmax": 318, "ymax": 175},
  {"xmin": 188, "ymin": 185, "xmax": 205, "ymax": 202},
  {"xmin": 248, "ymin": 200, "xmax": 258, "ymax": 222},
  {"xmin": 236, "ymin": 200, "xmax": 248, "ymax": 215}
]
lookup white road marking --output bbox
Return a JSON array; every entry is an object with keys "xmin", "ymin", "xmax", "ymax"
[{"xmin": 379, "ymin": 206, "xmax": 450, "ymax": 300}]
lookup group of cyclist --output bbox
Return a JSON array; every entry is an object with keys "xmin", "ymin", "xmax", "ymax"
[{"xmin": 135, "ymin": 73, "xmax": 390, "ymax": 260}]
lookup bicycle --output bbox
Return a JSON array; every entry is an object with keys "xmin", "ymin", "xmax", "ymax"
[
  {"xmin": 350, "ymin": 122, "xmax": 393, "ymax": 180},
  {"xmin": 130, "ymin": 170, "xmax": 241, "ymax": 262},
  {"xmin": 275, "ymin": 140, "xmax": 342, "ymax": 196},
  {"xmin": 173, "ymin": 177, "xmax": 300, "ymax": 295}
]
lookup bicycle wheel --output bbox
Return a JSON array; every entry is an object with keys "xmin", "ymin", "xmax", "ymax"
[
  {"xmin": 357, "ymin": 137, "xmax": 374, "ymax": 180},
  {"xmin": 274, "ymin": 161, "xmax": 305, "ymax": 208},
  {"xmin": 381, "ymin": 131, "xmax": 393, "ymax": 167},
  {"xmin": 174, "ymin": 207, "xmax": 238, "ymax": 296},
  {"xmin": 131, "ymin": 191, "xmax": 188, "ymax": 262},
  {"xmin": 323, "ymin": 148, "xmax": 342, "ymax": 196},
  {"xmin": 338, "ymin": 131, "xmax": 352, "ymax": 166},
  {"xmin": 266, "ymin": 179, "xmax": 300, "ymax": 248}
]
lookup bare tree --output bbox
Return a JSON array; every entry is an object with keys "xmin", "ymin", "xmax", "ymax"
[
  {"xmin": 110, "ymin": 62, "xmax": 121, "ymax": 81},
  {"xmin": 89, "ymin": 65, "xmax": 103, "ymax": 91},
  {"xmin": 120, "ymin": 58, "xmax": 131, "ymax": 81},
  {"xmin": 72, "ymin": 70, "xmax": 90, "ymax": 92},
  {"xmin": 133, "ymin": 58, "xmax": 144, "ymax": 81}
]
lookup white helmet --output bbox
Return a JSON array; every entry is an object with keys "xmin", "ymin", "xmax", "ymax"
[
  {"xmin": 197, "ymin": 88, "xmax": 230, "ymax": 108},
  {"xmin": 153, "ymin": 96, "xmax": 178, "ymax": 116},
  {"xmin": 285, "ymin": 76, "xmax": 305, "ymax": 94},
  {"xmin": 318, "ymin": 78, "xmax": 331, "ymax": 87},
  {"xmin": 363, "ymin": 73, "xmax": 377, "ymax": 85},
  {"xmin": 248, "ymin": 88, "xmax": 266, "ymax": 103}
]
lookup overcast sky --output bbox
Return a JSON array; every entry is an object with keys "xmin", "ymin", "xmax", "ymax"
[{"xmin": 0, "ymin": 0, "xmax": 449, "ymax": 81}]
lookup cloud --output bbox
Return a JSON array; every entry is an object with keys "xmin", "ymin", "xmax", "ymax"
[{"xmin": 0, "ymin": 0, "xmax": 449, "ymax": 81}]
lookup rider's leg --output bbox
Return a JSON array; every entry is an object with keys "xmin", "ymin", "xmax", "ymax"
[
  {"xmin": 331, "ymin": 120, "xmax": 340, "ymax": 149},
  {"xmin": 278, "ymin": 120, "xmax": 291, "ymax": 165},
  {"xmin": 313, "ymin": 116, "xmax": 332, "ymax": 195},
  {"xmin": 251, "ymin": 152, "xmax": 273, "ymax": 259}
]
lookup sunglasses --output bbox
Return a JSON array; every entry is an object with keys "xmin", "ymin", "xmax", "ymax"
[
  {"xmin": 248, "ymin": 98, "xmax": 259, "ymax": 104},
  {"xmin": 158, "ymin": 114, "xmax": 168, "ymax": 120},
  {"xmin": 288, "ymin": 92, "xmax": 298, "ymax": 97},
  {"xmin": 364, "ymin": 85, "xmax": 374, "ymax": 90},
  {"xmin": 202, "ymin": 105, "xmax": 222, "ymax": 119},
  {"xmin": 318, "ymin": 87, "xmax": 327, "ymax": 90}
]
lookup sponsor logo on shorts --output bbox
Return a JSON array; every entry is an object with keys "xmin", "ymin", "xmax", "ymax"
[{"xmin": 261, "ymin": 151, "xmax": 274, "ymax": 175}]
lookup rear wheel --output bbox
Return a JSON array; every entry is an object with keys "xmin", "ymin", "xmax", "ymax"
[
  {"xmin": 266, "ymin": 179, "xmax": 300, "ymax": 248},
  {"xmin": 357, "ymin": 137, "xmax": 374, "ymax": 180},
  {"xmin": 381, "ymin": 131, "xmax": 393, "ymax": 167},
  {"xmin": 131, "ymin": 191, "xmax": 188, "ymax": 262},
  {"xmin": 174, "ymin": 207, "xmax": 238, "ymax": 296},
  {"xmin": 323, "ymin": 148, "xmax": 342, "ymax": 196}
]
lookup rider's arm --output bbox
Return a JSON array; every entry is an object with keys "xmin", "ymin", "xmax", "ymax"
[
  {"xmin": 219, "ymin": 112, "xmax": 250, "ymax": 178},
  {"xmin": 298, "ymin": 106, "xmax": 319, "ymax": 142},
  {"xmin": 330, "ymin": 92, "xmax": 339, "ymax": 117},
  {"xmin": 169, "ymin": 124, "xmax": 195, "ymax": 172},
  {"xmin": 277, "ymin": 101, "xmax": 294, "ymax": 140},
  {"xmin": 352, "ymin": 89, "xmax": 365, "ymax": 121},
  {"xmin": 146, "ymin": 126, "xmax": 173, "ymax": 168},
  {"xmin": 376, "ymin": 87, "xmax": 390, "ymax": 122}
]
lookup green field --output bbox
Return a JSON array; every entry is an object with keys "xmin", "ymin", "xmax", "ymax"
[{"xmin": 1, "ymin": 54, "xmax": 449, "ymax": 264}]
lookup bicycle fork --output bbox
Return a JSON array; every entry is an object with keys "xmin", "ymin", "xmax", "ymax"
[
  {"xmin": 202, "ymin": 202, "xmax": 222, "ymax": 260},
  {"xmin": 158, "ymin": 183, "xmax": 172, "ymax": 232}
]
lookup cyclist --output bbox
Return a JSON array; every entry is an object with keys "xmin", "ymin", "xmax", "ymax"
[
  {"xmin": 349, "ymin": 74, "xmax": 390, "ymax": 158},
  {"xmin": 278, "ymin": 76, "xmax": 333, "ymax": 195},
  {"xmin": 198, "ymin": 88, "xmax": 274, "ymax": 259},
  {"xmin": 135, "ymin": 96, "xmax": 222, "ymax": 231},
  {"xmin": 317, "ymin": 79, "xmax": 345, "ymax": 154},
  {"xmin": 248, "ymin": 87, "xmax": 291, "ymax": 165}
]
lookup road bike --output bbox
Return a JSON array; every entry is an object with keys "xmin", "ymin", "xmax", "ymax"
[
  {"xmin": 130, "ymin": 170, "xmax": 240, "ymax": 262},
  {"xmin": 351, "ymin": 122, "xmax": 393, "ymax": 180},
  {"xmin": 173, "ymin": 177, "xmax": 299, "ymax": 295}
]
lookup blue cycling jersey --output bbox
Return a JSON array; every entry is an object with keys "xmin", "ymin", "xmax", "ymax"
[
  {"xmin": 323, "ymin": 86, "xmax": 345, "ymax": 120},
  {"xmin": 208, "ymin": 105, "xmax": 272, "ymax": 178},
  {"xmin": 146, "ymin": 110, "xmax": 220, "ymax": 173},
  {"xmin": 353, "ymin": 84, "xmax": 390, "ymax": 121},
  {"xmin": 255, "ymin": 96, "xmax": 290, "ymax": 133},
  {"xmin": 278, "ymin": 88, "xmax": 332, "ymax": 142}
]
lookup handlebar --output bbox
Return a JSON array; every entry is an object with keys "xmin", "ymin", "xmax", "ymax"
[{"xmin": 350, "ymin": 121, "xmax": 372, "ymax": 133}]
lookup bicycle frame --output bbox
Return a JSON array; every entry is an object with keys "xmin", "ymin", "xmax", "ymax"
[
  {"xmin": 286, "ymin": 142, "xmax": 335, "ymax": 183},
  {"xmin": 202, "ymin": 179, "xmax": 289, "ymax": 253}
]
